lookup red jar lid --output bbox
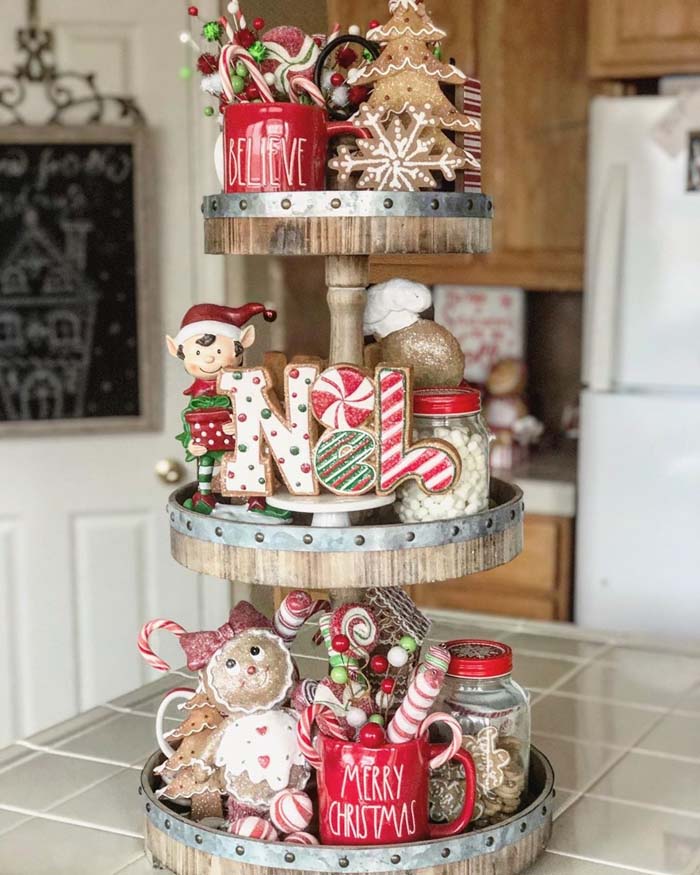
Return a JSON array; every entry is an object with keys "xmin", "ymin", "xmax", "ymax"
[
  {"xmin": 413, "ymin": 387, "xmax": 482, "ymax": 416},
  {"xmin": 444, "ymin": 639, "xmax": 513, "ymax": 678}
]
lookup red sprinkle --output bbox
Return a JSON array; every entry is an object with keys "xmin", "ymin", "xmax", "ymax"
[
  {"xmin": 289, "ymin": 368, "xmax": 299, "ymax": 379},
  {"xmin": 330, "ymin": 72, "xmax": 345, "ymax": 87},
  {"xmin": 238, "ymin": 414, "xmax": 247, "ymax": 422},
  {"xmin": 301, "ymin": 463, "xmax": 311, "ymax": 474}
]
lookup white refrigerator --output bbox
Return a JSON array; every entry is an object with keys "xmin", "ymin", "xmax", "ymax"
[{"xmin": 576, "ymin": 96, "xmax": 700, "ymax": 639}]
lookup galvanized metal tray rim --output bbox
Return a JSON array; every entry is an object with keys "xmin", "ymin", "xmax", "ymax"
[
  {"xmin": 167, "ymin": 479, "xmax": 524, "ymax": 555},
  {"xmin": 202, "ymin": 190, "xmax": 494, "ymax": 220},
  {"xmin": 141, "ymin": 747, "xmax": 553, "ymax": 873}
]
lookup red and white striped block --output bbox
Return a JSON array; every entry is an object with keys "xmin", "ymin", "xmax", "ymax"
[
  {"xmin": 377, "ymin": 368, "xmax": 459, "ymax": 495},
  {"xmin": 386, "ymin": 667, "xmax": 445, "ymax": 743},
  {"xmin": 461, "ymin": 77, "xmax": 482, "ymax": 192}
]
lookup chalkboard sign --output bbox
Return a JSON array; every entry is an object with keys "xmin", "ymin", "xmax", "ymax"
[{"xmin": 0, "ymin": 125, "xmax": 157, "ymax": 434}]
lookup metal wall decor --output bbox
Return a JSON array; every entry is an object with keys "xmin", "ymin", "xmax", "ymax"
[{"xmin": 0, "ymin": 0, "xmax": 144, "ymax": 125}]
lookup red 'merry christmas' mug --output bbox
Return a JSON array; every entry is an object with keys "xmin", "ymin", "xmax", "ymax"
[
  {"xmin": 222, "ymin": 102, "xmax": 363, "ymax": 193},
  {"xmin": 316, "ymin": 733, "xmax": 476, "ymax": 846}
]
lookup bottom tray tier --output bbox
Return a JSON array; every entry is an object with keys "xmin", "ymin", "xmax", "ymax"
[{"xmin": 140, "ymin": 748, "xmax": 554, "ymax": 875}]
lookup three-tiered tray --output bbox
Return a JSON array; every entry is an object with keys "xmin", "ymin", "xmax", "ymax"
[{"xmin": 141, "ymin": 189, "xmax": 554, "ymax": 874}]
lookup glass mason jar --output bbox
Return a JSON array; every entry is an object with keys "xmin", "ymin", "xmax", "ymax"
[
  {"xmin": 395, "ymin": 388, "xmax": 490, "ymax": 523},
  {"xmin": 429, "ymin": 640, "xmax": 530, "ymax": 828}
]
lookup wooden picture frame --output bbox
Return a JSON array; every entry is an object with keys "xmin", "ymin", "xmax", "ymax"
[{"xmin": 0, "ymin": 124, "xmax": 159, "ymax": 435}]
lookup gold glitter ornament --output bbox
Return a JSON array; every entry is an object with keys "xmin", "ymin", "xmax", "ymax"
[{"xmin": 381, "ymin": 319, "xmax": 465, "ymax": 388}]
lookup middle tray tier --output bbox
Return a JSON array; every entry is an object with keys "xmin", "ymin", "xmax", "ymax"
[{"xmin": 168, "ymin": 479, "xmax": 523, "ymax": 589}]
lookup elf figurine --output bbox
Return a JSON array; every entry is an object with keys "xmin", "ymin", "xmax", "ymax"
[{"xmin": 166, "ymin": 302, "xmax": 281, "ymax": 516}]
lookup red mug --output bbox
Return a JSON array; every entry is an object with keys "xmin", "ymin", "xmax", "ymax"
[
  {"xmin": 222, "ymin": 102, "xmax": 361, "ymax": 193},
  {"xmin": 316, "ymin": 733, "xmax": 476, "ymax": 846}
]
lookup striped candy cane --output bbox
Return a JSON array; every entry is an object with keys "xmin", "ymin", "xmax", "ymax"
[
  {"xmin": 419, "ymin": 712, "xmax": 463, "ymax": 769},
  {"xmin": 288, "ymin": 75, "xmax": 326, "ymax": 107},
  {"xmin": 218, "ymin": 43, "xmax": 275, "ymax": 104},
  {"xmin": 296, "ymin": 703, "xmax": 348, "ymax": 769},
  {"xmin": 226, "ymin": 0, "xmax": 247, "ymax": 31},
  {"xmin": 137, "ymin": 619, "xmax": 188, "ymax": 673},
  {"xmin": 422, "ymin": 644, "xmax": 451, "ymax": 673},
  {"xmin": 274, "ymin": 591, "xmax": 330, "ymax": 644},
  {"xmin": 386, "ymin": 667, "xmax": 445, "ymax": 743},
  {"xmin": 377, "ymin": 367, "xmax": 459, "ymax": 494}
]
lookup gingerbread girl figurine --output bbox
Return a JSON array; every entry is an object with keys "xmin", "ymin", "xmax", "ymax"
[{"xmin": 166, "ymin": 302, "xmax": 278, "ymax": 516}]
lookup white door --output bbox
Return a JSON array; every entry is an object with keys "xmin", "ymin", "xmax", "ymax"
[{"xmin": 0, "ymin": 0, "xmax": 231, "ymax": 745}]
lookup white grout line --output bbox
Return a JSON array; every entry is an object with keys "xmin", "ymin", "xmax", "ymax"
[
  {"xmin": 15, "ymin": 740, "xmax": 142, "ymax": 771},
  {"xmin": 532, "ymin": 687, "xmax": 671, "ymax": 712},
  {"xmin": 529, "ymin": 641, "xmax": 615, "ymax": 706},
  {"xmin": 110, "ymin": 852, "xmax": 149, "ymax": 875},
  {"xmin": 581, "ymin": 791, "xmax": 700, "ymax": 821},
  {"xmin": 625, "ymin": 747, "xmax": 700, "ymax": 766},
  {"xmin": 0, "ymin": 802, "xmax": 143, "ymax": 839},
  {"xmin": 552, "ymin": 789, "xmax": 583, "ymax": 821},
  {"xmin": 545, "ymin": 849, "xmax": 673, "ymax": 875}
]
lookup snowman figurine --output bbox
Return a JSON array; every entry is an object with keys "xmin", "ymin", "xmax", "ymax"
[{"xmin": 177, "ymin": 599, "xmax": 315, "ymax": 823}]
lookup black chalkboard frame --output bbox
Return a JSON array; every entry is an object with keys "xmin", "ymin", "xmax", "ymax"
[{"xmin": 0, "ymin": 124, "xmax": 159, "ymax": 435}]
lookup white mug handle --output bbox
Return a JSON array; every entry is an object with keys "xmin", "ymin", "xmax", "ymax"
[{"xmin": 156, "ymin": 687, "xmax": 196, "ymax": 757}]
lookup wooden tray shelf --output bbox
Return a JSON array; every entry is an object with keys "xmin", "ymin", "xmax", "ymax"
[
  {"xmin": 202, "ymin": 191, "xmax": 493, "ymax": 256},
  {"xmin": 167, "ymin": 479, "xmax": 524, "ymax": 590},
  {"xmin": 141, "ymin": 747, "xmax": 553, "ymax": 875}
]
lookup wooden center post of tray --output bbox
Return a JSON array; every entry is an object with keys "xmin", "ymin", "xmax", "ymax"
[{"xmin": 326, "ymin": 255, "xmax": 369, "ymax": 366}]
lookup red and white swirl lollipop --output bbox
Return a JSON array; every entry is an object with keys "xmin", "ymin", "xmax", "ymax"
[
  {"xmin": 329, "ymin": 603, "xmax": 379, "ymax": 660},
  {"xmin": 311, "ymin": 366, "xmax": 375, "ymax": 429}
]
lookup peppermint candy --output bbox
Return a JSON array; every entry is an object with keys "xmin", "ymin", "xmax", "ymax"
[
  {"xmin": 310, "ymin": 366, "xmax": 375, "ymax": 429},
  {"xmin": 229, "ymin": 816, "xmax": 278, "ymax": 841},
  {"xmin": 330, "ymin": 603, "xmax": 379, "ymax": 659},
  {"xmin": 270, "ymin": 789, "xmax": 313, "ymax": 834}
]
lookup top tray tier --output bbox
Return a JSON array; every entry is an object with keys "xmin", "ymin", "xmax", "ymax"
[{"xmin": 202, "ymin": 191, "xmax": 493, "ymax": 256}]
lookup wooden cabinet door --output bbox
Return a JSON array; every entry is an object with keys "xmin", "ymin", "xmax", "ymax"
[
  {"xmin": 413, "ymin": 515, "xmax": 573, "ymax": 621},
  {"xmin": 589, "ymin": 0, "xmax": 700, "ymax": 78},
  {"xmin": 329, "ymin": 1, "xmax": 587, "ymax": 291}
]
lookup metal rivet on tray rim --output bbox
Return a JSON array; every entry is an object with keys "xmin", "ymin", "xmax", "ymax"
[
  {"xmin": 441, "ymin": 849, "xmax": 451, "ymax": 858},
  {"xmin": 195, "ymin": 834, "xmax": 203, "ymax": 844},
  {"xmin": 431, "ymin": 198, "xmax": 440, "ymax": 210},
  {"xmin": 339, "ymin": 858, "xmax": 349, "ymax": 869},
  {"xmin": 186, "ymin": 521, "xmax": 193, "ymax": 531},
  {"xmin": 383, "ymin": 197, "xmax": 393, "ymax": 209},
  {"xmin": 285, "ymin": 853, "xmax": 295, "ymax": 863},
  {"xmin": 164, "ymin": 819, "xmax": 171, "ymax": 830},
  {"xmin": 236, "ymin": 846, "xmax": 245, "ymax": 856},
  {"xmin": 355, "ymin": 535, "xmax": 365, "ymax": 546},
  {"xmin": 303, "ymin": 534, "xmax": 313, "ymax": 544},
  {"xmin": 215, "ymin": 527, "xmax": 223, "ymax": 537},
  {"xmin": 240, "ymin": 200, "xmax": 248, "ymax": 210},
  {"xmin": 406, "ymin": 531, "xmax": 415, "ymax": 542},
  {"xmin": 485, "ymin": 836, "xmax": 494, "ymax": 847},
  {"xmin": 145, "ymin": 802, "xmax": 151, "ymax": 812},
  {"xmin": 255, "ymin": 532, "xmax": 265, "ymax": 543},
  {"xmin": 520, "ymin": 821, "xmax": 527, "ymax": 833},
  {"xmin": 281, "ymin": 198, "xmax": 292, "ymax": 210},
  {"xmin": 331, "ymin": 197, "xmax": 341, "ymax": 209},
  {"xmin": 391, "ymin": 854, "xmax": 401, "ymax": 864}
]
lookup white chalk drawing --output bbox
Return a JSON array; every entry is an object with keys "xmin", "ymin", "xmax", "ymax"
[{"xmin": 0, "ymin": 209, "xmax": 98, "ymax": 421}]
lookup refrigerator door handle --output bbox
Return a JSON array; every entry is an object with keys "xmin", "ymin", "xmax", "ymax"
[{"xmin": 584, "ymin": 163, "xmax": 627, "ymax": 392}]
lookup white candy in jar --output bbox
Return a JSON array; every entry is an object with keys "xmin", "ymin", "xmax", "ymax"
[{"xmin": 395, "ymin": 389, "xmax": 490, "ymax": 523}]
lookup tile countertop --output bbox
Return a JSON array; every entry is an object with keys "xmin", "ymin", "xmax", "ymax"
[{"xmin": 1, "ymin": 610, "xmax": 700, "ymax": 875}]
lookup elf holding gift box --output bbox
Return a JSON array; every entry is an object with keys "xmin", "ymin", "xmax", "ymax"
[{"xmin": 166, "ymin": 302, "xmax": 278, "ymax": 516}]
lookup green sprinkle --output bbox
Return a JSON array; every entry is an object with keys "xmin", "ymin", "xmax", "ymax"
[
  {"xmin": 238, "ymin": 444, "xmax": 247, "ymax": 452},
  {"xmin": 290, "ymin": 446, "xmax": 299, "ymax": 456},
  {"xmin": 261, "ymin": 408, "xmax": 272, "ymax": 419},
  {"xmin": 298, "ymin": 404, "xmax": 307, "ymax": 413}
]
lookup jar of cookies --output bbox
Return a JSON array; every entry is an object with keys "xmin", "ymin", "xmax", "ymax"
[
  {"xmin": 429, "ymin": 640, "xmax": 530, "ymax": 828},
  {"xmin": 395, "ymin": 388, "xmax": 490, "ymax": 523}
]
